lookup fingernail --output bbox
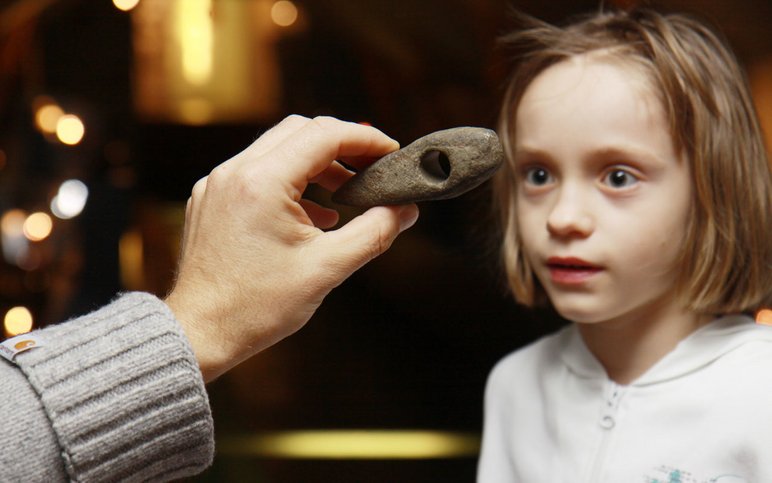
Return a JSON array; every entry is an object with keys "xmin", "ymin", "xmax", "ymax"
[{"xmin": 399, "ymin": 204, "xmax": 419, "ymax": 232}]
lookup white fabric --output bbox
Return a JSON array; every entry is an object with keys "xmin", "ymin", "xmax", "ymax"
[{"xmin": 478, "ymin": 314, "xmax": 772, "ymax": 482}]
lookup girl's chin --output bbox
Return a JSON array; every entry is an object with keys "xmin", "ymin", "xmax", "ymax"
[{"xmin": 549, "ymin": 301, "xmax": 616, "ymax": 325}]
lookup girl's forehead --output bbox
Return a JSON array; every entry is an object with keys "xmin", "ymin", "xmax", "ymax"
[
  {"xmin": 521, "ymin": 53, "xmax": 654, "ymax": 107},
  {"xmin": 517, "ymin": 54, "xmax": 662, "ymax": 125},
  {"xmin": 514, "ymin": 54, "xmax": 678, "ymax": 163}
]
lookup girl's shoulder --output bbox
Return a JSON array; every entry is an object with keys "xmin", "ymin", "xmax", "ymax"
[{"xmin": 486, "ymin": 324, "xmax": 575, "ymax": 387}]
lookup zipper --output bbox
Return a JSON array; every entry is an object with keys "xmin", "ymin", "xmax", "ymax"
[{"xmin": 587, "ymin": 381, "xmax": 625, "ymax": 482}]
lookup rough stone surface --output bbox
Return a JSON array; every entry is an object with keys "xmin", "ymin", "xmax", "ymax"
[{"xmin": 332, "ymin": 127, "xmax": 504, "ymax": 207}]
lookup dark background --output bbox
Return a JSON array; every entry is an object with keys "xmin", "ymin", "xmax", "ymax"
[{"xmin": 0, "ymin": 0, "xmax": 770, "ymax": 481}]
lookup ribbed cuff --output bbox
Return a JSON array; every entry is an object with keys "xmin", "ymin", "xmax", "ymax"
[{"xmin": 14, "ymin": 292, "xmax": 214, "ymax": 482}]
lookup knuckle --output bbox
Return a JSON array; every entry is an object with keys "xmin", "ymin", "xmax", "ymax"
[
  {"xmin": 281, "ymin": 114, "xmax": 310, "ymax": 128},
  {"xmin": 209, "ymin": 163, "xmax": 230, "ymax": 182},
  {"xmin": 191, "ymin": 176, "xmax": 208, "ymax": 198},
  {"xmin": 286, "ymin": 114, "xmax": 310, "ymax": 123},
  {"xmin": 309, "ymin": 115, "xmax": 340, "ymax": 132},
  {"xmin": 369, "ymin": 226, "xmax": 394, "ymax": 261},
  {"xmin": 311, "ymin": 115, "xmax": 334, "ymax": 124},
  {"xmin": 208, "ymin": 164, "xmax": 241, "ymax": 191}
]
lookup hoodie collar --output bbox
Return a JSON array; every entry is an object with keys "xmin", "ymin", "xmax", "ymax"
[{"xmin": 559, "ymin": 314, "xmax": 771, "ymax": 386}]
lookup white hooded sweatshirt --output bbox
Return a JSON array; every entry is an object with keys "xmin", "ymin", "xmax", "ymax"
[{"xmin": 478, "ymin": 314, "xmax": 772, "ymax": 483}]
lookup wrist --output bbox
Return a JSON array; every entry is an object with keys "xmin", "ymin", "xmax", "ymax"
[{"xmin": 164, "ymin": 291, "xmax": 232, "ymax": 383}]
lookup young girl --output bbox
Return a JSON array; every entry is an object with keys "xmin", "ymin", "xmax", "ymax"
[{"xmin": 479, "ymin": 9, "xmax": 772, "ymax": 482}]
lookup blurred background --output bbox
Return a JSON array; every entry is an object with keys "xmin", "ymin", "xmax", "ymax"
[{"xmin": 0, "ymin": 0, "xmax": 770, "ymax": 481}]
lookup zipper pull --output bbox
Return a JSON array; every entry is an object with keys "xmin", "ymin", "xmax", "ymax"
[{"xmin": 599, "ymin": 383, "xmax": 624, "ymax": 430}]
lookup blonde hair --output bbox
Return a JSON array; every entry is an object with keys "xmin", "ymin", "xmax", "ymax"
[{"xmin": 495, "ymin": 9, "xmax": 772, "ymax": 314}]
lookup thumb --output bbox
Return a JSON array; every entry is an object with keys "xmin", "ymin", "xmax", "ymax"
[{"xmin": 318, "ymin": 204, "xmax": 419, "ymax": 279}]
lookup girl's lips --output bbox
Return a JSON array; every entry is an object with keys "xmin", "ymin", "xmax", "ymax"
[{"xmin": 546, "ymin": 257, "xmax": 603, "ymax": 285}]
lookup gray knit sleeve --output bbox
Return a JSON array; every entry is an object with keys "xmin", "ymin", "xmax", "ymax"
[{"xmin": 6, "ymin": 292, "xmax": 214, "ymax": 482}]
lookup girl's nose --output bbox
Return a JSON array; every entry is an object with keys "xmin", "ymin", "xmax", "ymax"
[{"xmin": 546, "ymin": 187, "xmax": 594, "ymax": 238}]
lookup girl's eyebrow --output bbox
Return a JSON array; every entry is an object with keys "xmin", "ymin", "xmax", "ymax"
[
  {"xmin": 512, "ymin": 147, "xmax": 553, "ymax": 163},
  {"xmin": 584, "ymin": 146, "xmax": 667, "ymax": 167},
  {"xmin": 513, "ymin": 145, "xmax": 666, "ymax": 167}
]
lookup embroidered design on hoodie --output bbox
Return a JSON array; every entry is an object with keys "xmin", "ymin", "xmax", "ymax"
[{"xmin": 645, "ymin": 466, "xmax": 747, "ymax": 483}]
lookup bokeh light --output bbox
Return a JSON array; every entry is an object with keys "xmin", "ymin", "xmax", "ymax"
[
  {"xmin": 176, "ymin": 0, "xmax": 214, "ymax": 86},
  {"xmin": 219, "ymin": 430, "xmax": 481, "ymax": 459},
  {"xmin": 1, "ymin": 209, "xmax": 27, "ymax": 238},
  {"xmin": 51, "ymin": 179, "xmax": 89, "ymax": 219},
  {"xmin": 113, "ymin": 0, "xmax": 141, "ymax": 12},
  {"xmin": 4, "ymin": 306, "xmax": 33, "ymax": 337},
  {"xmin": 757, "ymin": 308, "xmax": 772, "ymax": 326},
  {"xmin": 55, "ymin": 114, "xmax": 85, "ymax": 145},
  {"xmin": 23, "ymin": 212, "xmax": 53, "ymax": 242},
  {"xmin": 271, "ymin": 0, "xmax": 298, "ymax": 27},
  {"xmin": 1, "ymin": 210, "xmax": 29, "ymax": 266},
  {"xmin": 33, "ymin": 97, "xmax": 64, "ymax": 134}
]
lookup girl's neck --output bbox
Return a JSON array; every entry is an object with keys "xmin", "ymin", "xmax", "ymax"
[{"xmin": 576, "ymin": 300, "xmax": 711, "ymax": 385}]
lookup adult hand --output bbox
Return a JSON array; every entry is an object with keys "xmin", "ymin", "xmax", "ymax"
[{"xmin": 165, "ymin": 116, "xmax": 419, "ymax": 382}]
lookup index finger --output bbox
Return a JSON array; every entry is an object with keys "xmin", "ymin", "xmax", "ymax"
[{"xmin": 265, "ymin": 116, "xmax": 399, "ymax": 190}]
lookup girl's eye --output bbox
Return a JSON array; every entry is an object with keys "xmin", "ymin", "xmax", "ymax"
[
  {"xmin": 602, "ymin": 169, "xmax": 638, "ymax": 189},
  {"xmin": 524, "ymin": 167, "xmax": 553, "ymax": 186}
]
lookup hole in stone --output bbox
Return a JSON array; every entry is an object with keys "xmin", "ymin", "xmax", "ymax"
[{"xmin": 420, "ymin": 150, "xmax": 451, "ymax": 182}]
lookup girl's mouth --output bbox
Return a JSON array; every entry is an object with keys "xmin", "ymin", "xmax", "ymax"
[{"xmin": 546, "ymin": 257, "xmax": 603, "ymax": 285}]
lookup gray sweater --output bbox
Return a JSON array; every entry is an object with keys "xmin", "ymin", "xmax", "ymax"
[{"xmin": 0, "ymin": 292, "xmax": 214, "ymax": 482}]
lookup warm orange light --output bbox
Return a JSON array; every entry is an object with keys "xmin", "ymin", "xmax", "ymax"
[
  {"xmin": 271, "ymin": 0, "xmax": 298, "ymax": 27},
  {"xmin": 35, "ymin": 103, "xmax": 64, "ymax": 134},
  {"xmin": 56, "ymin": 114, "xmax": 85, "ymax": 145},
  {"xmin": 757, "ymin": 309, "xmax": 772, "ymax": 326},
  {"xmin": 132, "ymin": 0, "xmax": 284, "ymax": 124},
  {"xmin": 179, "ymin": 98, "xmax": 213, "ymax": 125},
  {"xmin": 113, "ymin": 0, "xmax": 140, "ymax": 12},
  {"xmin": 4, "ymin": 307, "xmax": 33, "ymax": 337},
  {"xmin": 23, "ymin": 212, "xmax": 53, "ymax": 242},
  {"xmin": 1, "ymin": 209, "xmax": 27, "ymax": 238},
  {"xmin": 175, "ymin": 0, "xmax": 214, "ymax": 86}
]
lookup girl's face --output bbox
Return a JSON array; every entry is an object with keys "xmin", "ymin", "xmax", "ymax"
[{"xmin": 514, "ymin": 55, "xmax": 693, "ymax": 325}]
